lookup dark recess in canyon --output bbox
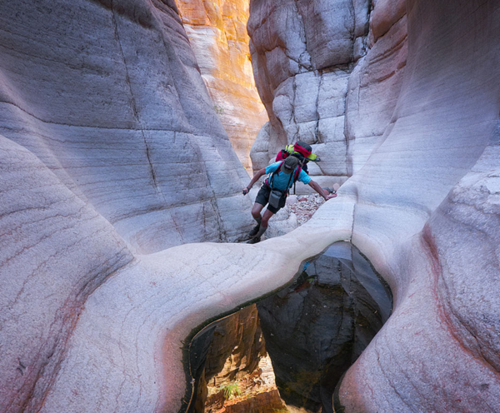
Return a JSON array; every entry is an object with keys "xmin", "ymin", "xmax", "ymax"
[{"xmin": 185, "ymin": 242, "xmax": 392, "ymax": 412}]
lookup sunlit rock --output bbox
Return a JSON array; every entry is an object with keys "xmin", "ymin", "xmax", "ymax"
[{"xmin": 176, "ymin": 0, "xmax": 268, "ymax": 170}]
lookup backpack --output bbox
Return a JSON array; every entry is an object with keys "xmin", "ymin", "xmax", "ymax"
[{"xmin": 274, "ymin": 141, "xmax": 319, "ymax": 193}]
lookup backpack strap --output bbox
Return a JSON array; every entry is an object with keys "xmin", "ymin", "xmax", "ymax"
[
  {"xmin": 266, "ymin": 161, "xmax": 302, "ymax": 194},
  {"xmin": 292, "ymin": 165, "xmax": 302, "ymax": 195},
  {"xmin": 294, "ymin": 166, "xmax": 302, "ymax": 182},
  {"xmin": 269, "ymin": 160, "xmax": 285, "ymax": 188}
]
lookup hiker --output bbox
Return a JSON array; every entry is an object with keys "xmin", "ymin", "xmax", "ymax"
[{"xmin": 242, "ymin": 155, "xmax": 337, "ymax": 243}]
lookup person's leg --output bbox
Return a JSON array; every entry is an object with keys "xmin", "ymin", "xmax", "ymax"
[
  {"xmin": 252, "ymin": 192, "xmax": 286, "ymax": 241},
  {"xmin": 252, "ymin": 208, "xmax": 274, "ymax": 240},
  {"xmin": 251, "ymin": 203, "xmax": 264, "ymax": 224},
  {"xmin": 249, "ymin": 203, "xmax": 264, "ymax": 236},
  {"xmin": 260, "ymin": 208, "xmax": 274, "ymax": 229},
  {"xmin": 249, "ymin": 186, "xmax": 270, "ymax": 237}
]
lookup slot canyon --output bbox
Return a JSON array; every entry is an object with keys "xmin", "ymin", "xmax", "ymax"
[{"xmin": 1, "ymin": 1, "xmax": 499, "ymax": 413}]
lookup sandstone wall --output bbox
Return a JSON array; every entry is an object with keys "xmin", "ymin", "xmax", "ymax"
[
  {"xmin": 0, "ymin": 0, "xmax": 254, "ymax": 256},
  {"xmin": 332, "ymin": 0, "xmax": 500, "ymax": 411},
  {"xmin": 248, "ymin": 0, "xmax": 408, "ymax": 191},
  {"xmin": 1, "ymin": 0, "xmax": 499, "ymax": 413},
  {"xmin": 0, "ymin": 0, "xmax": 254, "ymax": 411},
  {"xmin": 176, "ymin": 0, "xmax": 268, "ymax": 170},
  {"xmin": 247, "ymin": 0, "xmax": 375, "ymax": 186}
]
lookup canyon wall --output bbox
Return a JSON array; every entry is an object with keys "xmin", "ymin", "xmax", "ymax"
[
  {"xmin": 0, "ymin": 0, "xmax": 254, "ymax": 411},
  {"xmin": 0, "ymin": 0, "xmax": 253, "ymax": 257},
  {"xmin": 249, "ymin": 0, "xmax": 500, "ymax": 411},
  {"xmin": 0, "ymin": 0, "xmax": 499, "ymax": 413},
  {"xmin": 176, "ymin": 0, "xmax": 268, "ymax": 170},
  {"xmin": 247, "ymin": 0, "xmax": 377, "ymax": 186}
]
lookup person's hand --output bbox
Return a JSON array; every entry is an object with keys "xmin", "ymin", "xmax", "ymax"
[
  {"xmin": 243, "ymin": 187, "xmax": 249, "ymax": 195},
  {"xmin": 325, "ymin": 193, "xmax": 337, "ymax": 200}
]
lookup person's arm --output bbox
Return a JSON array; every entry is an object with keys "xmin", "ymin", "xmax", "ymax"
[
  {"xmin": 243, "ymin": 168, "xmax": 266, "ymax": 195},
  {"xmin": 308, "ymin": 179, "xmax": 337, "ymax": 200}
]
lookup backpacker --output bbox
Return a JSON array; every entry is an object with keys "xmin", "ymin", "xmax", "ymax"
[{"xmin": 265, "ymin": 159, "xmax": 301, "ymax": 191}]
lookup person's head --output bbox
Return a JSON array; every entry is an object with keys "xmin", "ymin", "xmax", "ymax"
[{"xmin": 281, "ymin": 156, "xmax": 299, "ymax": 174}]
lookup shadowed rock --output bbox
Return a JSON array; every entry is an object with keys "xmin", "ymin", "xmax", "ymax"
[{"xmin": 257, "ymin": 242, "xmax": 392, "ymax": 412}]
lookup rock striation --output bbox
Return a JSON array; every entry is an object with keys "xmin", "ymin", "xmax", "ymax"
[
  {"xmin": 176, "ymin": 0, "xmax": 268, "ymax": 170},
  {"xmin": 0, "ymin": 0, "xmax": 500, "ymax": 413},
  {"xmin": 0, "ymin": 0, "xmax": 254, "ymax": 256},
  {"xmin": 247, "ymin": 0, "xmax": 375, "ymax": 187},
  {"xmin": 0, "ymin": 0, "xmax": 254, "ymax": 411}
]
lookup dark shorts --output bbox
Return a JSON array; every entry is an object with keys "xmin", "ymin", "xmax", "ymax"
[{"xmin": 255, "ymin": 184, "xmax": 287, "ymax": 214}]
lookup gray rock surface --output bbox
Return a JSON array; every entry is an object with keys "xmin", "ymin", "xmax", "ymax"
[
  {"xmin": 1, "ymin": 0, "xmax": 500, "ymax": 412},
  {"xmin": 248, "ymin": 0, "xmax": 372, "ymax": 187},
  {"xmin": 0, "ymin": 0, "xmax": 253, "ymax": 256}
]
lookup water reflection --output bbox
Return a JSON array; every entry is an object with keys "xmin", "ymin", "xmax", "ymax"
[
  {"xmin": 257, "ymin": 242, "xmax": 392, "ymax": 412},
  {"xmin": 185, "ymin": 242, "xmax": 392, "ymax": 413}
]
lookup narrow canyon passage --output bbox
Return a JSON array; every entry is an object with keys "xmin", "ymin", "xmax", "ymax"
[
  {"xmin": 184, "ymin": 242, "xmax": 392, "ymax": 413},
  {"xmin": 1, "ymin": 1, "xmax": 500, "ymax": 412}
]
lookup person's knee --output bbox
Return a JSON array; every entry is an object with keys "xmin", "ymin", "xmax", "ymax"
[{"xmin": 251, "ymin": 207, "xmax": 261, "ymax": 218}]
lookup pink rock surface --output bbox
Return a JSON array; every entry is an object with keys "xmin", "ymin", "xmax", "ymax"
[
  {"xmin": 336, "ymin": 0, "xmax": 500, "ymax": 411},
  {"xmin": 1, "ymin": 0, "xmax": 500, "ymax": 413}
]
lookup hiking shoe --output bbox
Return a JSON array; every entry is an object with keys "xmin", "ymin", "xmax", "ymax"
[
  {"xmin": 248, "ymin": 224, "xmax": 260, "ymax": 237},
  {"xmin": 247, "ymin": 236, "xmax": 261, "ymax": 244}
]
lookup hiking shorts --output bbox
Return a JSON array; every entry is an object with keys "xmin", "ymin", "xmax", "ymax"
[{"xmin": 255, "ymin": 184, "xmax": 287, "ymax": 214}]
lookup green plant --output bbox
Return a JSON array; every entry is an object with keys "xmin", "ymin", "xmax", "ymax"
[
  {"xmin": 222, "ymin": 382, "xmax": 241, "ymax": 400},
  {"xmin": 214, "ymin": 105, "xmax": 225, "ymax": 115}
]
